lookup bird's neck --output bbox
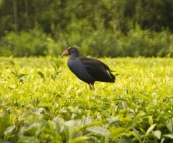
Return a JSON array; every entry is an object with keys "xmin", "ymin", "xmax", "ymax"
[{"xmin": 69, "ymin": 53, "xmax": 79, "ymax": 60}]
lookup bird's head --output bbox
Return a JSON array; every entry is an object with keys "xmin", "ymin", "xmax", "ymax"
[{"xmin": 62, "ymin": 47, "xmax": 79, "ymax": 56}]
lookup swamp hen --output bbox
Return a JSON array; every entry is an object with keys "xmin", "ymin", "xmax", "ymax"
[{"xmin": 62, "ymin": 47, "xmax": 115, "ymax": 90}]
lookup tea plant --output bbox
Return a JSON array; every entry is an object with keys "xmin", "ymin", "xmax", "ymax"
[{"xmin": 0, "ymin": 57, "xmax": 173, "ymax": 143}]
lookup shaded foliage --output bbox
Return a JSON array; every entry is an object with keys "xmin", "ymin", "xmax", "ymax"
[
  {"xmin": 0, "ymin": 0, "xmax": 173, "ymax": 35},
  {"xmin": 0, "ymin": 26, "xmax": 173, "ymax": 57}
]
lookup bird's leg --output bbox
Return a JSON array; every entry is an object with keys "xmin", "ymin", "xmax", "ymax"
[
  {"xmin": 89, "ymin": 84, "xmax": 95, "ymax": 90},
  {"xmin": 92, "ymin": 84, "xmax": 95, "ymax": 90},
  {"xmin": 89, "ymin": 84, "xmax": 92, "ymax": 90}
]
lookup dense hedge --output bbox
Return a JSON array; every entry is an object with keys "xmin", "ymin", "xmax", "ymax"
[{"xmin": 0, "ymin": 26, "xmax": 173, "ymax": 57}]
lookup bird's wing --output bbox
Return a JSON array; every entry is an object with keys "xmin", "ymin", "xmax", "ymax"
[{"xmin": 79, "ymin": 57, "xmax": 115, "ymax": 82}]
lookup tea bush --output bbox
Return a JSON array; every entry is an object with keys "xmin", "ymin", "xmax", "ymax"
[{"xmin": 0, "ymin": 57, "xmax": 173, "ymax": 142}]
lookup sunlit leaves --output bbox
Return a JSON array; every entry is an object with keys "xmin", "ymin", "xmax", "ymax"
[
  {"xmin": 166, "ymin": 118, "xmax": 173, "ymax": 133},
  {"xmin": 152, "ymin": 130, "xmax": 161, "ymax": 139},
  {"xmin": 86, "ymin": 126, "xmax": 111, "ymax": 136},
  {"xmin": 0, "ymin": 57, "xmax": 173, "ymax": 142}
]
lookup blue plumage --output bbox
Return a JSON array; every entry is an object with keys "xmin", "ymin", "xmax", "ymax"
[{"xmin": 62, "ymin": 47, "xmax": 115, "ymax": 90}]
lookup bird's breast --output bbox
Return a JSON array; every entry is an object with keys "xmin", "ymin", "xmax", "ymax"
[{"xmin": 67, "ymin": 59, "xmax": 95, "ymax": 84}]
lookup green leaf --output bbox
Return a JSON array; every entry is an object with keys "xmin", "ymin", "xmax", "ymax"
[
  {"xmin": 4, "ymin": 125, "xmax": 15, "ymax": 136},
  {"xmin": 38, "ymin": 103, "xmax": 52, "ymax": 107},
  {"xmin": 64, "ymin": 120, "xmax": 75, "ymax": 127},
  {"xmin": 148, "ymin": 116, "xmax": 153, "ymax": 125},
  {"xmin": 17, "ymin": 74, "xmax": 27, "ymax": 79},
  {"xmin": 107, "ymin": 117, "xmax": 119, "ymax": 124},
  {"xmin": 110, "ymin": 127, "xmax": 126, "ymax": 137},
  {"xmin": 64, "ymin": 120, "xmax": 76, "ymax": 141},
  {"xmin": 20, "ymin": 123, "xmax": 37, "ymax": 136},
  {"xmin": 126, "ymin": 112, "xmax": 145, "ymax": 130},
  {"xmin": 37, "ymin": 120, "xmax": 60, "ymax": 140},
  {"xmin": 54, "ymin": 59, "xmax": 63, "ymax": 69},
  {"xmin": 166, "ymin": 118, "xmax": 173, "ymax": 133},
  {"xmin": 31, "ymin": 107, "xmax": 45, "ymax": 114},
  {"xmin": 0, "ymin": 114, "xmax": 10, "ymax": 138},
  {"xmin": 82, "ymin": 116, "xmax": 93, "ymax": 125},
  {"xmin": 100, "ymin": 136, "xmax": 106, "ymax": 143},
  {"xmin": 70, "ymin": 136, "xmax": 89, "ymax": 143},
  {"xmin": 152, "ymin": 130, "xmax": 161, "ymax": 139},
  {"xmin": 146, "ymin": 124, "xmax": 156, "ymax": 136},
  {"xmin": 86, "ymin": 126, "xmax": 111, "ymax": 136},
  {"xmin": 163, "ymin": 134, "xmax": 173, "ymax": 139},
  {"xmin": 121, "ymin": 135, "xmax": 132, "ymax": 143},
  {"xmin": 0, "ymin": 139, "xmax": 11, "ymax": 143},
  {"xmin": 38, "ymin": 71, "xmax": 45, "ymax": 79},
  {"xmin": 18, "ymin": 136, "xmax": 35, "ymax": 143},
  {"xmin": 127, "ymin": 130, "xmax": 142, "ymax": 143},
  {"xmin": 53, "ymin": 116, "xmax": 65, "ymax": 133},
  {"xmin": 35, "ymin": 122, "xmax": 46, "ymax": 137},
  {"xmin": 160, "ymin": 138, "xmax": 165, "ymax": 143},
  {"xmin": 86, "ymin": 121, "xmax": 102, "ymax": 127},
  {"xmin": 47, "ymin": 120, "xmax": 59, "ymax": 136}
]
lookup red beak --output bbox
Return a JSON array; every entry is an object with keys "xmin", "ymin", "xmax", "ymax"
[
  {"xmin": 61, "ymin": 47, "xmax": 71, "ymax": 56},
  {"xmin": 61, "ymin": 49, "xmax": 69, "ymax": 56}
]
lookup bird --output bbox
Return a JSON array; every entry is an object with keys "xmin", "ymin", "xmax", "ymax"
[{"xmin": 61, "ymin": 47, "xmax": 115, "ymax": 90}]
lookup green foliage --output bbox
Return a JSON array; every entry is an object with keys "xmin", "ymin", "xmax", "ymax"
[
  {"xmin": 119, "ymin": 27, "xmax": 173, "ymax": 57},
  {"xmin": 1, "ymin": 0, "xmax": 173, "ymax": 35},
  {"xmin": 1, "ymin": 26, "xmax": 173, "ymax": 57},
  {"xmin": 0, "ymin": 57, "xmax": 173, "ymax": 142},
  {"xmin": 0, "ymin": 27, "xmax": 48, "ymax": 57},
  {"xmin": 0, "ymin": 27, "xmax": 63, "ymax": 57},
  {"xmin": 0, "ymin": 25, "xmax": 171, "ymax": 57}
]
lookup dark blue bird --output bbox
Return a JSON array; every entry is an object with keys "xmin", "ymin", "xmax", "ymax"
[{"xmin": 62, "ymin": 47, "xmax": 115, "ymax": 90}]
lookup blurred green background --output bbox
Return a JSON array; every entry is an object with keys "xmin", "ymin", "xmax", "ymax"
[{"xmin": 0, "ymin": 0, "xmax": 173, "ymax": 57}]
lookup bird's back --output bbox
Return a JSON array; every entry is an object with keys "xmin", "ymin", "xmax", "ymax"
[{"xmin": 80, "ymin": 57, "xmax": 115, "ymax": 82}]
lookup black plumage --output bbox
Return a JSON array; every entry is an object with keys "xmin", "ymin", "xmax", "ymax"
[{"xmin": 62, "ymin": 47, "xmax": 115, "ymax": 90}]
